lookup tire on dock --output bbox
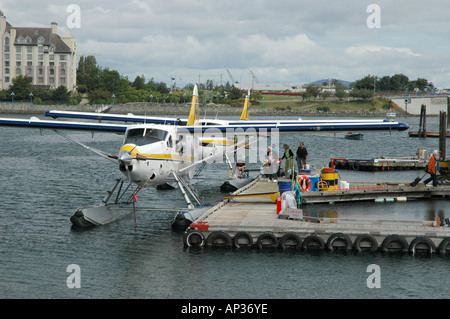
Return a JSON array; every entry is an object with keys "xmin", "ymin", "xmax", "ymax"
[
  {"xmin": 353, "ymin": 234, "xmax": 378, "ymax": 252},
  {"xmin": 380, "ymin": 235, "xmax": 408, "ymax": 253},
  {"xmin": 438, "ymin": 237, "xmax": 450, "ymax": 255},
  {"xmin": 232, "ymin": 231, "xmax": 253, "ymax": 248},
  {"xmin": 326, "ymin": 233, "xmax": 353, "ymax": 251},
  {"xmin": 408, "ymin": 236, "xmax": 436, "ymax": 255},
  {"xmin": 183, "ymin": 230, "xmax": 206, "ymax": 248},
  {"xmin": 302, "ymin": 235, "xmax": 325, "ymax": 251},
  {"xmin": 205, "ymin": 231, "xmax": 233, "ymax": 248},
  {"xmin": 256, "ymin": 233, "xmax": 278, "ymax": 249},
  {"xmin": 278, "ymin": 233, "xmax": 302, "ymax": 251}
]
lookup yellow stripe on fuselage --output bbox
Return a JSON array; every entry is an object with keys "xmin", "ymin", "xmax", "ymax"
[{"xmin": 119, "ymin": 145, "xmax": 194, "ymax": 162}]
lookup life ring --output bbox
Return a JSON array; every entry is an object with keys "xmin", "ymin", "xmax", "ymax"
[
  {"xmin": 232, "ymin": 231, "xmax": 253, "ymax": 248},
  {"xmin": 205, "ymin": 231, "xmax": 233, "ymax": 247},
  {"xmin": 183, "ymin": 230, "xmax": 205, "ymax": 248},
  {"xmin": 438, "ymin": 237, "xmax": 450, "ymax": 255},
  {"xmin": 278, "ymin": 233, "xmax": 302, "ymax": 250},
  {"xmin": 302, "ymin": 235, "xmax": 325, "ymax": 251},
  {"xmin": 408, "ymin": 236, "xmax": 436, "ymax": 255},
  {"xmin": 326, "ymin": 233, "xmax": 353, "ymax": 251},
  {"xmin": 381, "ymin": 235, "xmax": 408, "ymax": 253},
  {"xmin": 353, "ymin": 234, "xmax": 378, "ymax": 252},
  {"xmin": 298, "ymin": 175, "xmax": 311, "ymax": 192},
  {"xmin": 256, "ymin": 233, "xmax": 278, "ymax": 249}
]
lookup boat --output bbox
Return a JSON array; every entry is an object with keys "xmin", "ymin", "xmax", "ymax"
[{"xmin": 344, "ymin": 132, "xmax": 364, "ymax": 140}]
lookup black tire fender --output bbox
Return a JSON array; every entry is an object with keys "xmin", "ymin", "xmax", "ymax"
[
  {"xmin": 409, "ymin": 236, "xmax": 436, "ymax": 255},
  {"xmin": 278, "ymin": 233, "xmax": 302, "ymax": 250},
  {"xmin": 302, "ymin": 235, "xmax": 325, "ymax": 251},
  {"xmin": 205, "ymin": 231, "xmax": 233, "ymax": 247},
  {"xmin": 256, "ymin": 233, "xmax": 278, "ymax": 249},
  {"xmin": 232, "ymin": 231, "xmax": 253, "ymax": 248},
  {"xmin": 183, "ymin": 230, "xmax": 205, "ymax": 248},
  {"xmin": 381, "ymin": 234, "xmax": 408, "ymax": 253},
  {"xmin": 326, "ymin": 233, "xmax": 353, "ymax": 251},
  {"xmin": 353, "ymin": 234, "xmax": 378, "ymax": 252},
  {"xmin": 438, "ymin": 237, "xmax": 450, "ymax": 255}
]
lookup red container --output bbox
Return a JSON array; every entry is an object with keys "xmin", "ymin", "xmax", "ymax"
[
  {"xmin": 191, "ymin": 221, "xmax": 209, "ymax": 231},
  {"xmin": 276, "ymin": 196, "xmax": 282, "ymax": 214}
]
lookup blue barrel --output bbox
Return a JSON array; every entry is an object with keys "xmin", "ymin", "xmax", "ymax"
[
  {"xmin": 278, "ymin": 181, "xmax": 292, "ymax": 195},
  {"xmin": 309, "ymin": 176, "xmax": 320, "ymax": 192}
]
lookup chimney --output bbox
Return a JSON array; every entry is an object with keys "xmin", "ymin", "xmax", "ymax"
[{"xmin": 51, "ymin": 22, "xmax": 58, "ymax": 34}]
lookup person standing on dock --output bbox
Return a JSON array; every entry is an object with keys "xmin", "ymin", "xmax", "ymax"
[
  {"xmin": 282, "ymin": 144, "xmax": 294, "ymax": 177},
  {"xmin": 264, "ymin": 146, "xmax": 278, "ymax": 182},
  {"xmin": 296, "ymin": 142, "xmax": 308, "ymax": 172},
  {"xmin": 424, "ymin": 150, "xmax": 439, "ymax": 187}
]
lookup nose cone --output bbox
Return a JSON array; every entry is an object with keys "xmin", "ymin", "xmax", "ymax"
[
  {"xmin": 397, "ymin": 121, "xmax": 410, "ymax": 131},
  {"xmin": 118, "ymin": 150, "xmax": 133, "ymax": 164}
]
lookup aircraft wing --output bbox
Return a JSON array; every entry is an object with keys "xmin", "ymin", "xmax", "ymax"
[
  {"xmin": 44, "ymin": 110, "xmax": 187, "ymax": 125},
  {"xmin": 176, "ymin": 119, "xmax": 409, "ymax": 134},
  {"xmin": 0, "ymin": 116, "xmax": 128, "ymax": 133}
]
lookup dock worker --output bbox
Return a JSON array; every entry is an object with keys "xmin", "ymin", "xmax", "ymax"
[
  {"xmin": 281, "ymin": 144, "xmax": 294, "ymax": 177},
  {"xmin": 296, "ymin": 142, "xmax": 308, "ymax": 172},
  {"xmin": 424, "ymin": 150, "xmax": 439, "ymax": 187},
  {"xmin": 264, "ymin": 146, "xmax": 279, "ymax": 182}
]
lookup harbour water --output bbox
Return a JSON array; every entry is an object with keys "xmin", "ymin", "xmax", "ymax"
[{"xmin": 0, "ymin": 114, "xmax": 449, "ymax": 299}]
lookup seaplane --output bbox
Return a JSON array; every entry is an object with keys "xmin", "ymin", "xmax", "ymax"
[{"xmin": 0, "ymin": 85, "xmax": 410, "ymax": 229}]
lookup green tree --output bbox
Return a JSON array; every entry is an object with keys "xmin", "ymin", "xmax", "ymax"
[
  {"xmin": 228, "ymin": 86, "xmax": 242, "ymax": 100},
  {"xmin": 334, "ymin": 83, "xmax": 347, "ymax": 102},
  {"xmin": 305, "ymin": 85, "xmax": 320, "ymax": 100},
  {"xmin": 132, "ymin": 75, "xmax": 146, "ymax": 90},
  {"xmin": 9, "ymin": 75, "xmax": 32, "ymax": 100},
  {"xmin": 52, "ymin": 85, "xmax": 70, "ymax": 102}
]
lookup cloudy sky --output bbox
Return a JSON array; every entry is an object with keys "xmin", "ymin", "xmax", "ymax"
[{"xmin": 2, "ymin": 0, "xmax": 450, "ymax": 88}]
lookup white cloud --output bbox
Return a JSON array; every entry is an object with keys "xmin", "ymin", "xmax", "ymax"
[{"xmin": 2, "ymin": 0, "xmax": 450, "ymax": 87}]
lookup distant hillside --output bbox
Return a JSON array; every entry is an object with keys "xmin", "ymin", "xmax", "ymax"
[{"xmin": 306, "ymin": 79, "xmax": 352, "ymax": 88}]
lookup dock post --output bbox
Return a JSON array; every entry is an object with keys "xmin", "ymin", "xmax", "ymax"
[
  {"xmin": 418, "ymin": 104, "xmax": 426, "ymax": 138},
  {"xmin": 439, "ymin": 111, "xmax": 447, "ymax": 161}
]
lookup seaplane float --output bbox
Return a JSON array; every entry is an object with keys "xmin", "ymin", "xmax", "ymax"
[{"xmin": 0, "ymin": 86, "xmax": 409, "ymax": 230}]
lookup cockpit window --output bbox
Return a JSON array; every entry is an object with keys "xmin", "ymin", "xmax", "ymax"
[{"xmin": 125, "ymin": 128, "xmax": 168, "ymax": 145}]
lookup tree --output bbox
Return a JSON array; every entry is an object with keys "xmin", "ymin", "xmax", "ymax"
[
  {"xmin": 9, "ymin": 75, "xmax": 32, "ymax": 100},
  {"xmin": 334, "ymin": 83, "xmax": 347, "ymax": 102},
  {"xmin": 228, "ymin": 86, "xmax": 242, "ymax": 100},
  {"xmin": 132, "ymin": 75, "xmax": 146, "ymax": 90},
  {"xmin": 305, "ymin": 85, "xmax": 320, "ymax": 100},
  {"xmin": 52, "ymin": 85, "xmax": 70, "ymax": 102}
]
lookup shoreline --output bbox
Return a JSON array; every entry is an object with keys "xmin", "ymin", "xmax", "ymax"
[{"xmin": 0, "ymin": 102, "xmax": 413, "ymax": 118}]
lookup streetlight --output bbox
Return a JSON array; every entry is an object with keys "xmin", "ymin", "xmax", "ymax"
[
  {"xmin": 29, "ymin": 92, "xmax": 33, "ymax": 103},
  {"xmin": 112, "ymin": 94, "xmax": 115, "ymax": 105},
  {"xmin": 10, "ymin": 91, "xmax": 14, "ymax": 102},
  {"xmin": 150, "ymin": 94, "xmax": 153, "ymax": 103}
]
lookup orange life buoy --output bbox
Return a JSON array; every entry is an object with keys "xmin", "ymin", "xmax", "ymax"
[{"xmin": 298, "ymin": 175, "xmax": 311, "ymax": 192}]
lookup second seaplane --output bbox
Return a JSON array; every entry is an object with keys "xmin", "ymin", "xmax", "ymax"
[{"xmin": 0, "ymin": 85, "xmax": 409, "ymax": 229}]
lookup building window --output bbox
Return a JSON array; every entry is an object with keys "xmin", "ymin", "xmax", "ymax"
[
  {"xmin": 16, "ymin": 46, "xmax": 21, "ymax": 53},
  {"xmin": 59, "ymin": 62, "xmax": 66, "ymax": 67},
  {"xmin": 4, "ymin": 37, "xmax": 9, "ymax": 45},
  {"xmin": 27, "ymin": 61, "xmax": 32, "ymax": 66},
  {"xmin": 25, "ymin": 36, "xmax": 31, "ymax": 44},
  {"xmin": 17, "ymin": 35, "xmax": 24, "ymax": 44},
  {"xmin": 16, "ymin": 68, "xmax": 21, "ymax": 75},
  {"xmin": 16, "ymin": 54, "xmax": 21, "ymax": 60},
  {"xmin": 37, "ymin": 36, "xmax": 45, "ymax": 44},
  {"xmin": 5, "ymin": 76, "xmax": 10, "ymax": 82},
  {"xmin": 27, "ymin": 54, "xmax": 32, "ymax": 60},
  {"xmin": 60, "ymin": 55, "xmax": 66, "ymax": 61},
  {"xmin": 38, "ymin": 68, "xmax": 43, "ymax": 75},
  {"xmin": 5, "ymin": 68, "xmax": 9, "ymax": 74},
  {"xmin": 27, "ymin": 68, "xmax": 32, "ymax": 75},
  {"xmin": 4, "ymin": 45, "xmax": 9, "ymax": 52},
  {"xmin": 16, "ymin": 61, "xmax": 21, "ymax": 66},
  {"xmin": 50, "ymin": 68, "xmax": 55, "ymax": 75},
  {"xmin": 4, "ymin": 61, "xmax": 9, "ymax": 67},
  {"xmin": 38, "ymin": 54, "xmax": 43, "ymax": 60},
  {"xmin": 38, "ymin": 77, "xmax": 44, "ymax": 83},
  {"xmin": 60, "ymin": 69, "xmax": 66, "ymax": 76},
  {"xmin": 5, "ymin": 53, "xmax": 9, "ymax": 60},
  {"xmin": 38, "ymin": 46, "xmax": 43, "ymax": 53},
  {"xmin": 49, "ymin": 77, "xmax": 55, "ymax": 84},
  {"xmin": 27, "ymin": 46, "xmax": 32, "ymax": 53},
  {"xmin": 60, "ymin": 78, "xmax": 66, "ymax": 84}
]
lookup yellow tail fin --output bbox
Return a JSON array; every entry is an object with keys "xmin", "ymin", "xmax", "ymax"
[
  {"xmin": 187, "ymin": 85, "xmax": 200, "ymax": 126},
  {"xmin": 240, "ymin": 90, "xmax": 250, "ymax": 120}
]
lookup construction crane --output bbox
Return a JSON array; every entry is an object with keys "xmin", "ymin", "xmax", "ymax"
[
  {"xmin": 249, "ymin": 70, "xmax": 260, "ymax": 84},
  {"xmin": 227, "ymin": 69, "xmax": 238, "ymax": 85}
]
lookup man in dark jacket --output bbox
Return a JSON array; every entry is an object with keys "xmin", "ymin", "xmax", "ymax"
[{"xmin": 296, "ymin": 142, "xmax": 308, "ymax": 171}]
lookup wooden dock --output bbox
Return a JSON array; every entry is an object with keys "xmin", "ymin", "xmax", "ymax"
[
  {"xmin": 184, "ymin": 176, "xmax": 450, "ymax": 254},
  {"xmin": 330, "ymin": 157, "xmax": 427, "ymax": 171}
]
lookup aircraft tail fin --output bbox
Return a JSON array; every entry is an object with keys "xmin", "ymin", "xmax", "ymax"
[
  {"xmin": 240, "ymin": 90, "xmax": 250, "ymax": 121},
  {"xmin": 187, "ymin": 85, "xmax": 200, "ymax": 126}
]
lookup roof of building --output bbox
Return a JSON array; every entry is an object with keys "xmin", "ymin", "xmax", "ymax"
[{"xmin": 13, "ymin": 27, "xmax": 72, "ymax": 53}]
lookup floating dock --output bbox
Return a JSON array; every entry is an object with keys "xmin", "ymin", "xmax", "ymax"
[
  {"xmin": 183, "ymin": 176, "xmax": 450, "ymax": 254},
  {"xmin": 330, "ymin": 157, "xmax": 427, "ymax": 171}
]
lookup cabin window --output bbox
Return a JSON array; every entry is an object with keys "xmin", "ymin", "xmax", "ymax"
[{"xmin": 124, "ymin": 128, "xmax": 168, "ymax": 145}]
